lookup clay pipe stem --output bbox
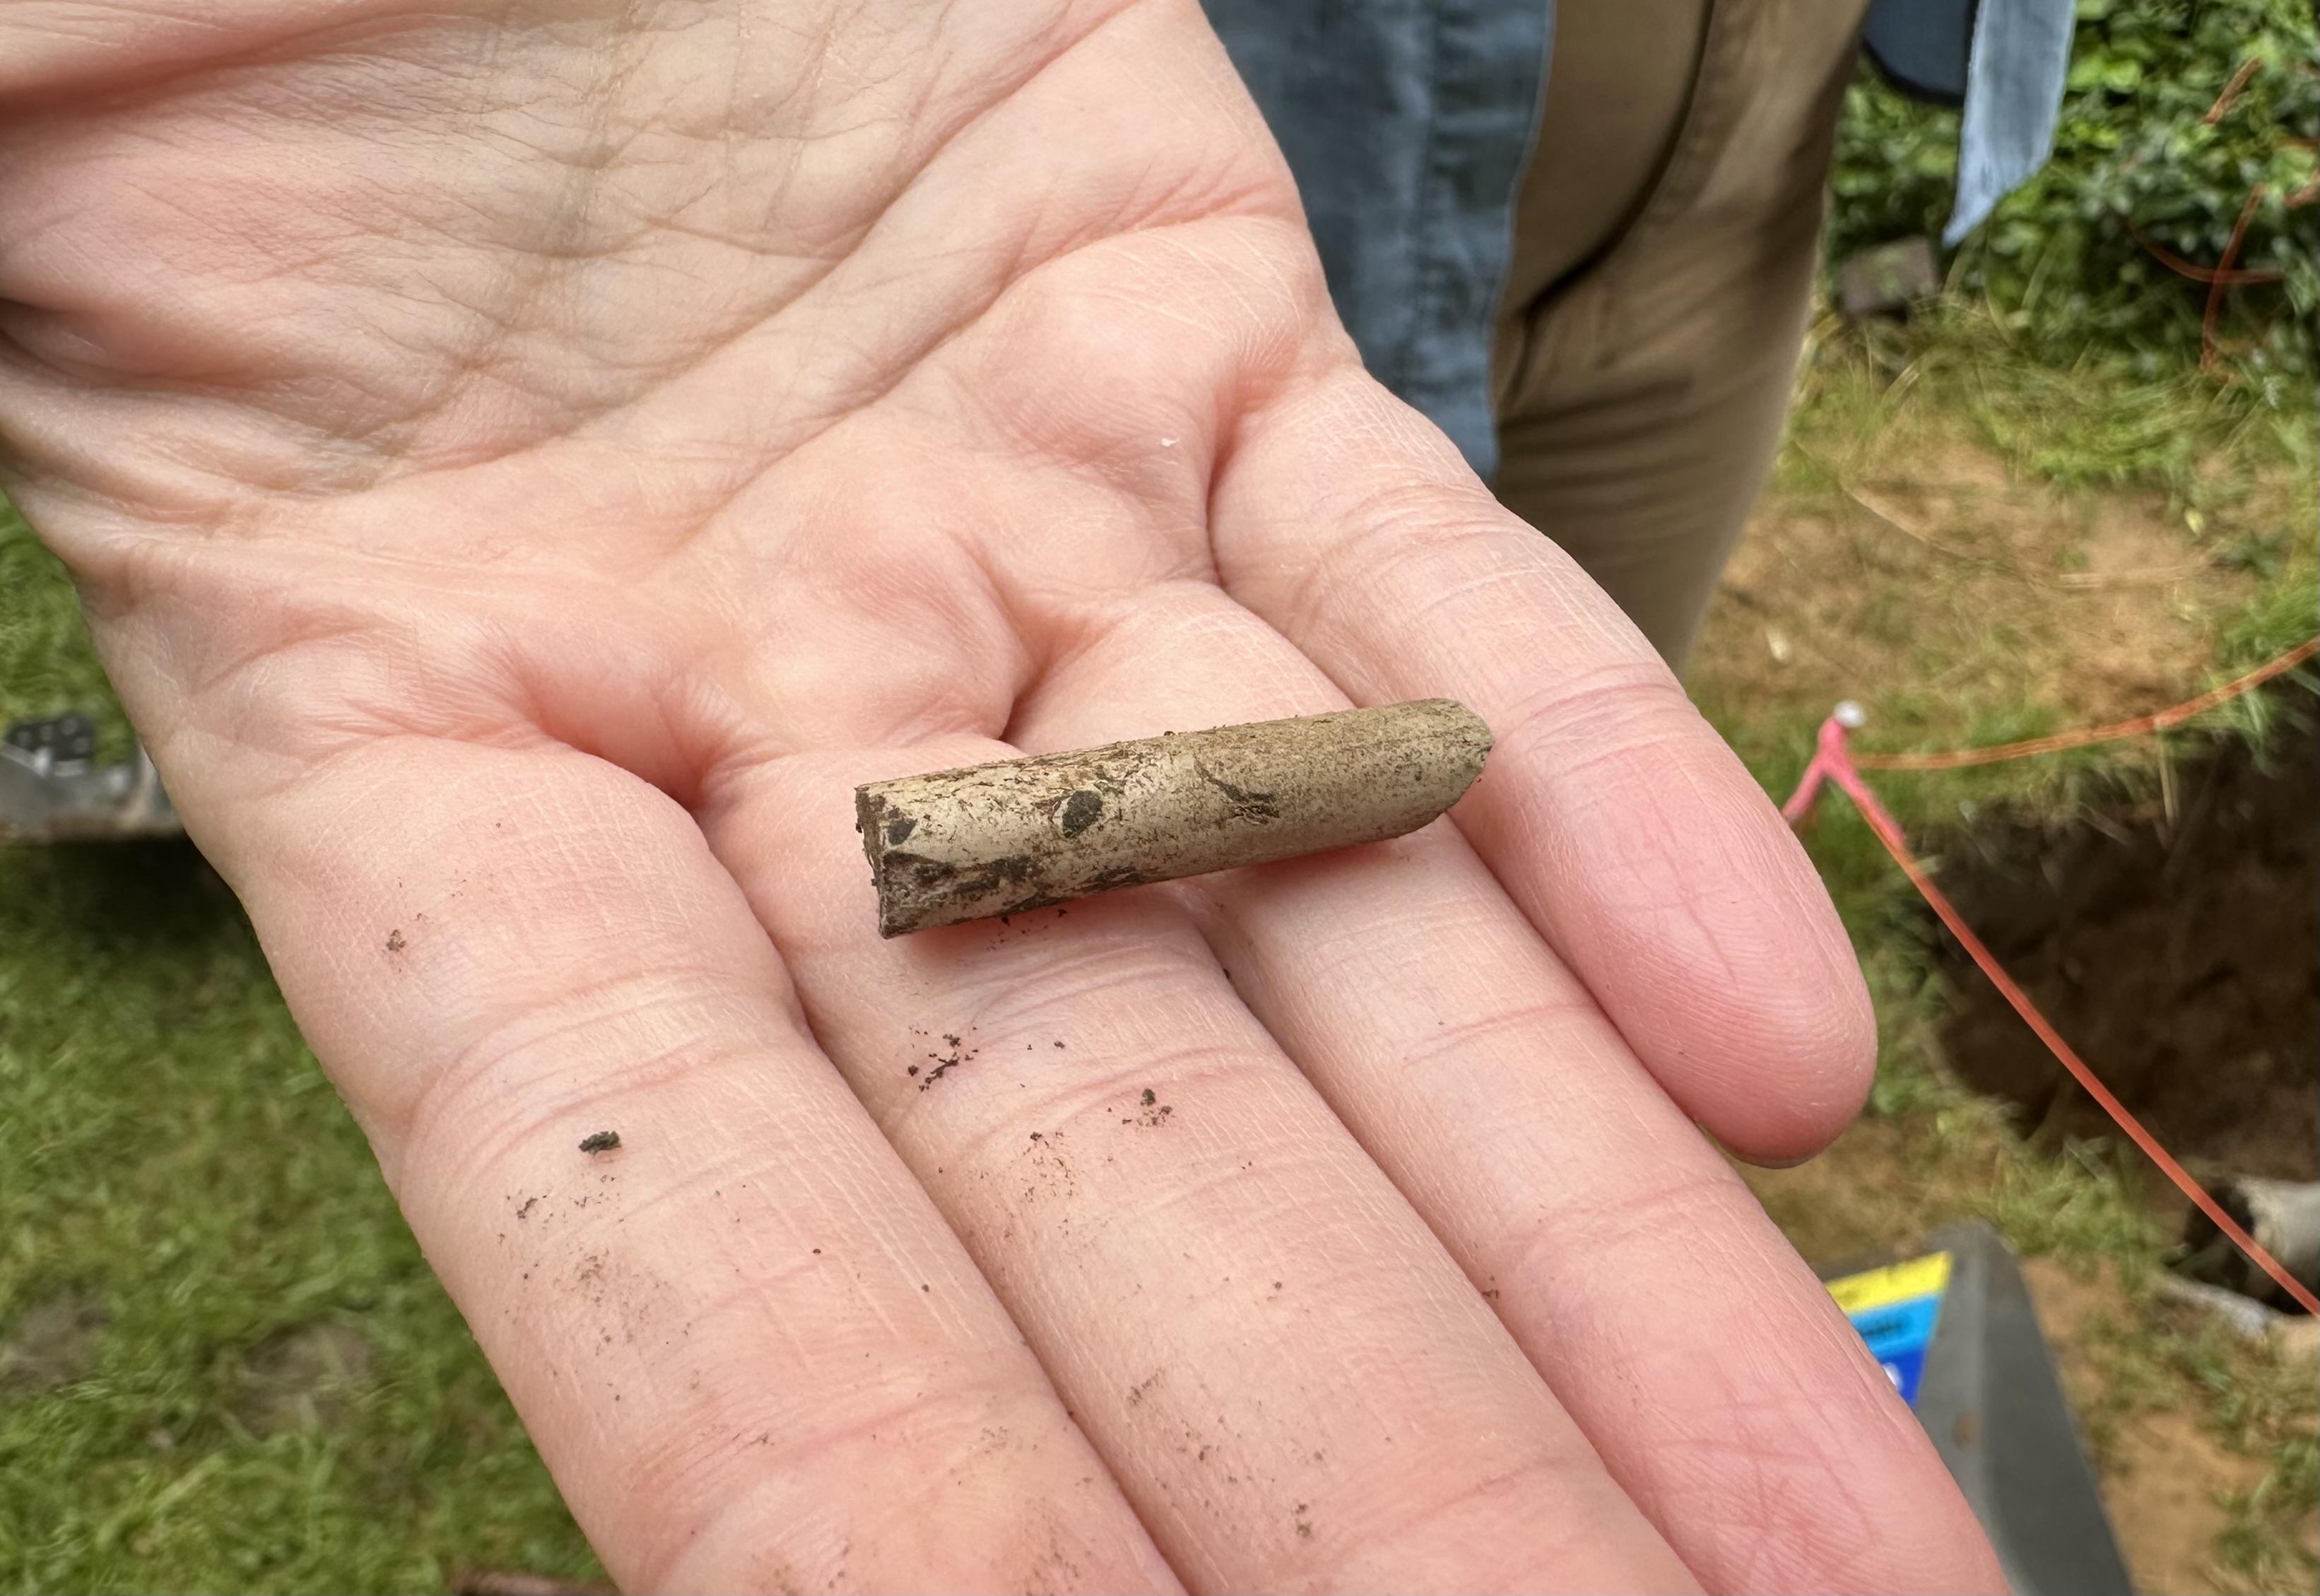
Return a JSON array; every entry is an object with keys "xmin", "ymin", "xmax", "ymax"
[{"xmin": 856, "ymin": 699, "xmax": 1492, "ymax": 937}]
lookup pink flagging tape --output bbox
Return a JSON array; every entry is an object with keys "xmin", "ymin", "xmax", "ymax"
[{"xmin": 1784, "ymin": 700, "xmax": 2320, "ymax": 1318}]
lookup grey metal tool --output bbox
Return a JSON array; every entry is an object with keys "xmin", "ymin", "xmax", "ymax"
[
  {"xmin": 0, "ymin": 713, "xmax": 182, "ymax": 842},
  {"xmin": 1912, "ymin": 1221, "xmax": 2136, "ymax": 1596}
]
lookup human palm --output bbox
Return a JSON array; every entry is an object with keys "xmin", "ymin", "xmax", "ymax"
[{"xmin": 1, "ymin": 3, "xmax": 1996, "ymax": 1590}]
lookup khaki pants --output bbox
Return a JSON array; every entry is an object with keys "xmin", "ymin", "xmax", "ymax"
[{"xmin": 1492, "ymin": 0, "xmax": 1868, "ymax": 664}]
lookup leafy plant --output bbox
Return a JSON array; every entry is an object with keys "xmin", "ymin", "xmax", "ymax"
[{"xmin": 1831, "ymin": 0, "xmax": 2320, "ymax": 380}]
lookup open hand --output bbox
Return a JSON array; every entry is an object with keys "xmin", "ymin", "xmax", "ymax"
[{"xmin": 0, "ymin": 4, "xmax": 1998, "ymax": 1588}]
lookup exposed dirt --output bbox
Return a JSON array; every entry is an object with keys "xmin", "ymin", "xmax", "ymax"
[
  {"xmin": 2022, "ymin": 1258, "xmax": 2278, "ymax": 1596},
  {"xmin": 0, "ymin": 1289, "xmax": 107, "ymax": 1391},
  {"xmin": 1690, "ymin": 429, "xmax": 2280, "ymax": 741},
  {"xmin": 915, "ymin": 1031, "xmax": 977, "ymax": 1089},
  {"xmin": 236, "ymin": 1320, "xmax": 375, "ymax": 1436},
  {"xmin": 1930, "ymin": 710, "xmax": 2319, "ymax": 1182}
]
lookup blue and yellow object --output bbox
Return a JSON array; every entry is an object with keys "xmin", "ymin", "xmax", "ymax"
[{"xmin": 1827, "ymin": 1251, "xmax": 1953, "ymax": 1406}]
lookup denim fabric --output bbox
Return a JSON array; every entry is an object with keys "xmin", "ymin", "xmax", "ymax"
[
  {"xmin": 1202, "ymin": 0, "xmax": 1550, "ymax": 479},
  {"xmin": 1945, "ymin": 0, "xmax": 2077, "ymax": 242},
  {"xmin": 1204, "ymin": 0, "xmax": 2068, "ymax": 466}
]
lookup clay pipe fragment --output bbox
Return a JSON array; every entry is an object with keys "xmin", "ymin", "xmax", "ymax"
[{"xmin": 856, "ymin": 699, "xmax": 1492, "ymax": 937}]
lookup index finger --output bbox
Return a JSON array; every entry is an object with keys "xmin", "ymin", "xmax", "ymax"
[{"xmin": 1213, "ymin": 367, "xmax": 1876, "ymax": 1164}]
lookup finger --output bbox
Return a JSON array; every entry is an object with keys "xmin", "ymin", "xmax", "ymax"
[
  {"xmin": 702, "ymin": 743, "xmax": 1698, "ymax": 1595},
  {"xmin": 1211, "ymin": 368, "xmax": 1875, "ymax": 1163},
  {"xmin": 1001, "ymin": 582, "xmax": 2003, "ymax": 1592},
  {"xmin": 179, "ymin": 736, "xmax": 1178, "ymax": 1595}
]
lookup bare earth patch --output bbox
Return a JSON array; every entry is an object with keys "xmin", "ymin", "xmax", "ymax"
[
  {"xmin": 0, "ymin": 1290, "xmax": 108, "ymax": 1392},
  {"xmin": 2023, "ymin": 1258, "xmax": 2273, "ymax": 1596},
  {"xmin": 1933, "ymin": 714, "xmax": 2318, "ymax": 1181},
  {"xmin": 1692, "ymin": 415, "xmax": 2298, "ymax": 752},
  {"xmin": 235, "ymin": 1320, "xmax": 376, "ymax": 1437}
]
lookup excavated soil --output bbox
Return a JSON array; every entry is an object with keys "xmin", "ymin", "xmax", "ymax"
[{"xmin": 1933, "ymin": 709, "xmax": 2319, "ymax": 1182}]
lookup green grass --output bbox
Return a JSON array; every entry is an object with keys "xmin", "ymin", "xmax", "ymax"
[
  {"xmin": 1711, "ymin": 305, "xmax": 2319, "ymax": 857},
  {"xmin": 2073, "ymin": 1291, "xmax": 2320, "ymax": 1592},
  {"xmin": 0, "ymin": 509, "xmax": 597, "ymax": 1592},
  {"xmin": 2218, "ymin": 1434, "xmax": 2320, "ymax": 1592},
  {"xmin": 0, "ymin": 502, "xmax": 131, "ymax": 758},
  {"xmin": 1808, "ymin": 299, "xmax": 2319, "ymax": 502}
]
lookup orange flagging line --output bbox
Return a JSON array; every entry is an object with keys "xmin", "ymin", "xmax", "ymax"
[
  {"xmin": 2204, "ymin": 56, "xmax": 2263, "ymax": 124},
  {"xmin": 1853, "ymin": 637, "xmax": 2320, "ymax": 771},
  {"xmin": 2203, "ymin": 184, "xmax": 2273, "ymax": 374},
  {"xmin": 1816, "ymin": 751, "xmax": 2320, "ymax": 1316},
  {"xmin": 2125, "ymin": 218, "xmax": 2284, "ymax": 286}
]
